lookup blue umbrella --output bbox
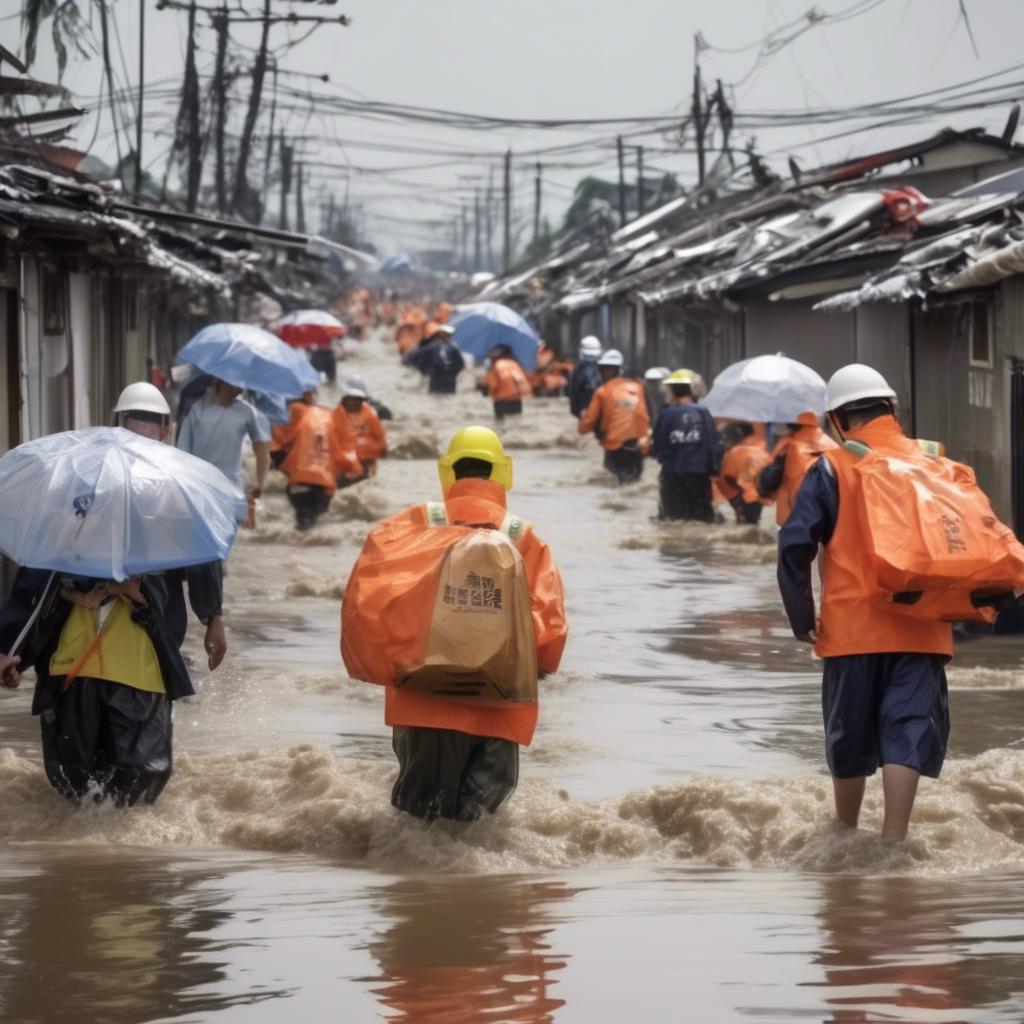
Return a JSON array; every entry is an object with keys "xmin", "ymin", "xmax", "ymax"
[
  {"xmin": 0, "ymin": 428, "xmax": 246, "ymax": 582},
  {"xmin": 450, "ymin": 302, "xmax": 540, "ymax": 371},
  {"xmin": 249, "ymin": 390, "xmax": 292, "ymax": 425},
  {"xmin": 178, "ymin": 323, "xmax": 319, "ymax": 398}
]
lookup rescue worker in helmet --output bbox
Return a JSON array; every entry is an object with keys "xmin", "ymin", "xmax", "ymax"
[
  {"xmin": 113, "ymin": 383, "xmax": 227, "ymax": 670},
  {"xmin": 404, "ymin": 322, "xmax": 465, "ymax": 395},
  {"xmin": 651, "ymin": 369, "xmax": 720, "ymax": 521},
  {"xmin": 336, "ymin": 382, "xmax": 388, "ymax": 481},
  {"xmin": 643, "ymin": 367, "xmax": 671, "ymax": 422},
  {"xmin": 578, "ymin": 349, "xmax": 650, "ymax": 484},
  {"xmin": 567, "ymin": 335, "xmax": 604, "ymax": 418},
  {"xmin": 717, "ymin": 422, "xmax": 772, "ymax": 524},
  {"xmin": 482, "ymin": 344, "xmax": 532, "ymax": 419},
  {"xmin": 0, "ymin": 382, "xmax": 200, "ymax": 807},
  {"xmin": 777, "ymin": 365, "xmax": 952, "ymax": 840},
  {"xmin": 756, "ymin": 412, "xmax": 838, "ymax": 525},
  {"xmin": 342, "ymin": 427, "xmax": 568, "ymax": 822}
]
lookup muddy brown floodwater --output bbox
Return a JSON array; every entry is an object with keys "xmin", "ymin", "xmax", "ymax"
[{"xmin": 3, "ymin": 332, "xmax": 1024, "ymax": 1023}]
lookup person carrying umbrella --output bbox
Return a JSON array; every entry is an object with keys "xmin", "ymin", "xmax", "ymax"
[
  {"xmin": 651, "ymin": 369, "xmax": 720, "ymax": 522},
  {"xmin": 113, "ymin": 382, "xmax": 227, "ymax": 671},
  {"xmin": 717, "ymin": 423, "xmax": 772, "ymax": 524},
  {"xmin": 482, "ymin": 344, "xmax": 532, "ymax": 419},
  {"xmin": 577, "ymin": 349, "xmax": 650, "ymax": 484},
  {"xmin": 404, "ymin": 322, "xmax": 465, "ymax": 394},
  {"xmin": 0, "ymin": 428, "xmax": 244, "ymax": 807}
]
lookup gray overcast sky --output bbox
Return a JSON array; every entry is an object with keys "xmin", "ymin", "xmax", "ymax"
[{"xmin": 12, "ymin": 0, "xmax": 1024, "ymax": 254}]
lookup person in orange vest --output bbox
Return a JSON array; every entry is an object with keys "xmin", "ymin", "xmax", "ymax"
[
  {"xmin": 337, "ymin": 383, "xmax": 388, "ymax": 480},
  {"xmin": 483, "ymin": 345, "xmax": 533, "ymax": 419},
  {"xmin": 757, "ymin": 412, "xmax": 838, "ymax": 525},
  {"xmin": 277, "ymin": 391, "xmax": 345, "ymax": 530},
  {"xmin": 342, "ymin": 426, "xmax": 568, "ymax": 821},
  {"xmin": 778, "ymin": 365, "xmax": 953, "ymax": 840},
  {"xmin": 717, "ymin": 422, "xmax": 772, "ymax": 524},
  {"xmin": 577, "ymin": 349, "xmax": 650, "ymax": 484}
]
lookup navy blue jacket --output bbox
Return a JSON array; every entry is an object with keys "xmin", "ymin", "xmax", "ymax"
[
  {"xmin": 651, "ymin": 402, "xmax": 722, "ymax": 475},
  {"xmin": 776, "ymin": 458, "xmax": 839, "ymax": 638},
  {"xmin": 405, "ymin": 340, "xmax": 465, "ymax": 392},
  {"xmin": 568, "ymin": 361, "xmax": 603, "ymax": 418}
]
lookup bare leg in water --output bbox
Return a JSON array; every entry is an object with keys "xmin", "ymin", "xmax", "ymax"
[
  {"xmin": 881, "ymin": 763, "xmax": 920, "ymax": 839},
  {"xmin": 832, "ymin": 776, "xmax": 866, "ymax": 829}
]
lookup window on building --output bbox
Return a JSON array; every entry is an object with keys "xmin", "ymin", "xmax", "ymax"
[
  {"xmin": 968, "ymin": 302, "xmax": 993, "ymax": 368},
  {"xmin": 41, "ymin": 268, "xmax": 65, "ymax": 335}
]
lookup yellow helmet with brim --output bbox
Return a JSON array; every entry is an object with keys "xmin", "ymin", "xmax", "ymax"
[{"xmin": 437, "ymin": 425, "xmax": 513, "ymax": 492}]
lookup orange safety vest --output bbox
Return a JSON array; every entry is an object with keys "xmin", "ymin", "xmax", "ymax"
[
  {"xmin": 486, "ymin": 359, "xmax": 533, "ymax": 402},
  {"xmin": 578, "ymin": 377, "xmax": 650, "ymax": 452},
  {"xmin": 279, "ymin": 405, "xmax": 343, "ymax": 493},
  {"xmin": 330, "ymin": 405, "xmax": 362, "ymax": 477},
  {"xmin": 816, "ymin": 416, "xmax": 953, "ymax": 659},
  {"xmin": 346, "ymin": 403, "xmax": 388, "ymax": 463},
  {"xmin": 342, "ymin": 478, "xmax": 568, "ymax": 746},
  {"xmin": 718, "ymin": 439, "xmax": 772, "ymax": 504},
  {"xmin": 771, "ymin": 425, "xmax": 838, "ymax": 525}
]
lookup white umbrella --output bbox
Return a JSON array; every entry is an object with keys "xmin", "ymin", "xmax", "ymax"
[{"xmin": 703, "ymin": 353, "xmax": 827, "ymax": 423}]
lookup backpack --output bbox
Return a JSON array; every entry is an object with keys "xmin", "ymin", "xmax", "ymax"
[
  {"xmin": 341, "ymin": 504, "xmax": 538, "ymax": 702},
  {"xmin": 843, "ymin": 440, "xmax": 1024, "ymax": 622}
]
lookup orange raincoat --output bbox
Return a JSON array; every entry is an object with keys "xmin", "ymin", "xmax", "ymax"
[
  {"xmin": 279, "ymin": 405, "xmax": 345, "ymax": 494},
  {"xmin": 485, "ymin": 359, "xmax": 533, "ymax": 402},
  {"xmin": 346, "ymin": 402, "xmax": 388, "ymax": 464},
  {"xmin": 816, "ymin": 416, "xmax": 953, "ymax": 659},
  {"xmin": 770, "ymin": 422, "xmax": 838, "ymax": 525},
  {"xmin": 341, "ymin": 478, "xmax": 568, "ymax": 745},
  {"xmin": 717, "ymin": 439, "xmax": 773, "ymax": 505},
  {"xmin": 330, "ymin": 405, "xmax": 363, "ymax": 478},
  {"xmin": 578, "ymin": 377, "xmax": 650, "ymax": 452}
]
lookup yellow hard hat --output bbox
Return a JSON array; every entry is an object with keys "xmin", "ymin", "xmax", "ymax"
[
  {"xmin": 665, "ymin": 368, "xmax": 697, "ymax": 385},
  {"xmin": 437, "ymin": 425, "xmax": 513, "ymax": 491}
]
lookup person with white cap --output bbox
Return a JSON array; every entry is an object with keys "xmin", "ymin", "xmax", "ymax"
[
  {"xmin": 567, "ymin": 335, "xmax": 604, "ymax": 419},
  {"xmin": 113, "ymin": 383, "xmax": 227, "ymax": 671},
  {"xmin": 336, "ymin": 382, "xmax": 388, "ymax": 483},
  {"xmin": 777, "ymin": 364, "xmax": 952, "ymax": 840},
  {"xmin": 578, "ymin": 348, "xmax": 650, "ymax": 484},
  {"xmin": 404, "ymin": 321, "xmax": 465, "ymax": 395}
]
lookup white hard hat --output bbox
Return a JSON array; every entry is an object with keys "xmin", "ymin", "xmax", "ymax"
[
  {"xmin": 342, "ymin": 375, "xmax": 370, "ymax": 396},
  {"xmin": 579, "ymin": 335, "xmax": 602, "ymax": 356},
  {"xmin": 597, "ymin": 348, "xmax": 624, "ymax": 367},
  {"xmin": 826, "ymin": 363, "xmax": 897, "ymax": 411},
  {"xmin": 113, "ymin": 381, "xmax": 171, "ymax": 417},
  {"xmin": 343, "ymin": 385, "xmax": 368, "ymax": 399},
  {"xmin": 644, "ymin": 366, "xmax": 670, "ymax": 380}
]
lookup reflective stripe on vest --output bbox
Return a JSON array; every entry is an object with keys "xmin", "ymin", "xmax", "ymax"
[{"xmin": 422, "ymin": 502, "xmax": 530, "ymax": 548}]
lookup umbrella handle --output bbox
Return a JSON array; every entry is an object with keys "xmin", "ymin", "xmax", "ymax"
[{"xmin": 5, "ymin": 571, "xmax": 57, "ymax": 661}]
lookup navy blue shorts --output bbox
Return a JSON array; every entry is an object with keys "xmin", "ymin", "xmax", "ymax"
[{"xmin": 821, "ymin": 653, "xmax": 950, "ymax": 779}]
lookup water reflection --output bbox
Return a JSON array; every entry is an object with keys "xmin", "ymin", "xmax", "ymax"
[
  {"xmin": 364, "ymin": 876, "xmax": 576, "ymax": 1023},
  {"xmin": 0, "ymin": 851, "xmax": 286, "ymax": 1024}
]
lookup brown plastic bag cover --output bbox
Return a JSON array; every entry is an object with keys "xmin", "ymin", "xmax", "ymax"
[
  {"xmin": 342, "ymin": 523, "xmax": 537, "ymax": 704},
  {"xmin": 852, "ymin": 449, "xmax": 1024, "ymax": 595}
]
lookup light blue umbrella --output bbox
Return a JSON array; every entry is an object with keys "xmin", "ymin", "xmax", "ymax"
[
  {"xmin": 703, "ymin": 354, "xmax": 827, "ymax": 424},
  {"xmin": 249, "ymin": 390, "xmax": 292, "ymax": 425},
  {"xmin": 450, "ymin": 302, "xmax": 540, "ymax": 371},
  {"xmin": 178, "ymin": 323, "xmax": 319, "ymax": 397},
  {"xmin": 0, "ymin": 428, "xmax": 246, "ymax": 582}
]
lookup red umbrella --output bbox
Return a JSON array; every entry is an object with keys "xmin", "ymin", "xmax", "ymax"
[{"xmin": 275, "ymin": 310, "xmax": 347, "ymax": 349}]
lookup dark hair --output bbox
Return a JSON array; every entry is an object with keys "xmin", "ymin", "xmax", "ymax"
[
  {"xmin": 669, "ymin": 383, "xmax": 692, "ymax": 399},
  {"xmin": 836, "ymin": 399, "xmax": 893, "ymax": 432},
  {"xmin": 453, "ymin": 457, "xmax": 493, "ymax": 480},
  {"xmin": 123, "ymin": 410, "xmax": 168, "ymax": 426}
]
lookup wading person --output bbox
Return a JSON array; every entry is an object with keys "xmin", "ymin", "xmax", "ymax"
[
  {"xmin": 717, "ymin": 422, "xmax": 772, "ymax": 524},
  {"xmin": 567, "ymin": 335, "xmax": 603, "ymax": 419},
  {"xmin": 337, "ymin": 383, "xmax": 388, "ymax": 481},
  {"xmin": 404, "ymin": 322, "xmax": 465, "ymax": 395},
  {"xmin": 778, "ymin": 365, "xmax": 966, "ymax": 840},
  {"xmin": 483, "ymin": 345, "xmax": 532, "ymax": 419},
  {"xmin": 756, "ymin": 412, "xmax": 838, "ymax": 526},
  {"xmin": 342, "ymin": 426, "xmax": 567, "ymax": 822},
  {"xmin": 651, "ymin": 368, "xmax": 720, "ymax": 521},
  {"xmin": 578, "ymin": 349, "xmax": 650, "ymax": 484}
]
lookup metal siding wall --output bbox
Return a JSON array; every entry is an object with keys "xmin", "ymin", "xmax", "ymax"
[
  {"xmin": 993, "ymin": 279, "xmax": 1024, "ymax": 522},
  {"xmin": 746, "ymin": 299, "xmax": 856, "ymax": 378},
  {"xmin": 855, "ymin": 303, "xmax": 913, "ymax": 429},
  {"xmin": 68, "ymin": 273, "xmax": 93, "ymax": 428}
]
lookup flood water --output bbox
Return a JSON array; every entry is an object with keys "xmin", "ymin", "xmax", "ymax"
[{"xmin": 3, "ymin": 333, "xmax": 1024, "ymax": 1023}]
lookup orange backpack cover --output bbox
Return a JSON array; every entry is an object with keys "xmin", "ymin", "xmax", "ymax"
[
  {"xmin": 847, "ymin": 441, "xmax": 1024, "ymax": 619},
  {"xmin": 341, "ymin": 506, "xmax": 537, "ymax": 704}
]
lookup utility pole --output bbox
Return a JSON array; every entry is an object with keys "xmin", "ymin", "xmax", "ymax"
[
  {"xmin": 636, "ymin": 145, "xmax": 645, "ymax": 217},
  {"xmin": 211, "ymin": 4, "xmax": 229, "ymax": 213},
  {"xmin": 474, "ymin": 188, "xmax": 481, "ymax": 270},
  {"xmin": 485, "ymin": 167, "xmax": 494, "ymax": 272},
  {"xmin": 232, "ymin": 0, "xmax": 272, "ymax": 216},
  {"xmin": 616, "ymin": 135, "xmax": 626, "ymax": 226},
  {"xmin": 503, "ymin": 149, "xmax": 512, "ymax": 273},
  {"xmin": 262, "ymin": 62, "xmax": 278, "ymax": 218},
  {"xmin": 460, "ymin": 204, "xmax": 469, "ymax": 273},
  {"xmin": 692, "ymin": 33, "xmax": 706, "ymax": 186},
  {"xmin": 278, "ymin": 133, "xmax": 292, "ymax": 231},
  {"xmin": 134, "ymin": 0, "xmax": 144, "ymax": 197},
  {"xmin": 183, "ymin": 2, "xmax": 202, "ymax": 211},
  {"xmin": 296, "ymin": 161, "xmax": 306, "ymax": 233},
  {"xmin": 533, "ymin": 161, "xmax": 541, "ymax": 245},
  {"xmin": 98, "ymin": 0, "xmax": 123, "ymax": 174}
]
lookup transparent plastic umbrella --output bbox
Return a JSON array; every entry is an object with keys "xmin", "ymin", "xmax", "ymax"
[
  {"xmin": 178, "ymin": 322, "xmax": 319, "ymax": 396},
  {"xmin": 703, "ymin": 353, "xmax": 827, "ymax": 423},
  {"xmin": 0, "ymin": 427, "xmax": 246, "ymax": 582}
]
